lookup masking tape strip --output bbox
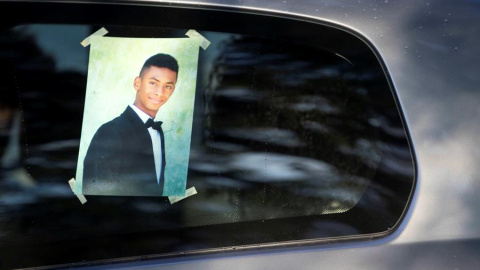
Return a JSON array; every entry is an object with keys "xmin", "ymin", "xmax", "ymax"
[
  {"xmin": 81, "ymin": 27, "xmax": 109, "ymax": 47},
  {"xmin": 168, "ymin": 187, "xmax": 197, "ymax": 204},
  {"xmin": 185, "ymin": 30, "xmax": 211, "ymax": 50},
  {"xmin": 68, "ymin": 178, "xmax": 87, "ymax": 204}
]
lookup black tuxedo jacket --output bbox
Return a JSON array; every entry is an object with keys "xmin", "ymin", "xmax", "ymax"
[{"xmin": 83, "ymin": 106, "xmax": 165, "ymax": 196}]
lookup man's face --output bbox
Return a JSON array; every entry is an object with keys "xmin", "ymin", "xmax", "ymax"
[{"xmin": 133, "ymin": 66, "xmax": 177, "ymax": 118}]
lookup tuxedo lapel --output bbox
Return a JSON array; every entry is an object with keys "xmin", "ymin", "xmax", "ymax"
[
  {"xmin": 122, "ymin": 106, "xmax": 151, "ymax": 143},
  {"xmin": 121, "ymin": 106, "xmax": 165, "ymax": 195},
  {"xmin": 158, "ymin": 123, "xmax": 166, "ymax": 195}
]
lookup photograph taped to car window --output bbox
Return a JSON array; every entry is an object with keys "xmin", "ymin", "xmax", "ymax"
[
  {"xmin": 75, "ymin": 35, "xmax": 199, "ymax": 197},
  {"xmin": 0, "ymin": 5, "xmax": 415, "ymax": 267}
]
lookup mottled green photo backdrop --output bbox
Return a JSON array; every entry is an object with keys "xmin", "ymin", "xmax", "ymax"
[{"xmin": 75, "ymin": 36, "xmax": 199, "ymax": 196}]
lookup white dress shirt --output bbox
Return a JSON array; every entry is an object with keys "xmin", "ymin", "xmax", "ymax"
[{"xmin": 129, "ymin": 104, "xmax": 162, "ymax": 184}]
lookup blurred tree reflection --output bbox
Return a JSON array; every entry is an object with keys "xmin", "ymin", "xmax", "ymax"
[{"xmin": 184, "ymin": 35, "xmax": 401, "ymax": 226}]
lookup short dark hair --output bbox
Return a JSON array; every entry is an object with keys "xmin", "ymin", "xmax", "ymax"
[{"xmin": 139, "ymin": 53, "xmax": 179, "ymax": 77}]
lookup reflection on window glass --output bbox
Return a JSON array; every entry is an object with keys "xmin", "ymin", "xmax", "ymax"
[
  {"xmin": 185, "ymin": 36, "xmax": 382, "ymax": 226},
  {"xmin": 0, "ymin": 22, "xmax": 414, "ymax": 270}
]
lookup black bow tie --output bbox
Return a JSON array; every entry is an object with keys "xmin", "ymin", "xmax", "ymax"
[{"xmin": 145, "ymin": 118, "xmax": 163, "ymax": 131}]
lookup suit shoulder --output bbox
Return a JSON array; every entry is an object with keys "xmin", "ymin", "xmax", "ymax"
[
  {"xmin": 100, "ymin": 113, "xmax": 127, "ymax": 129},
  {"xmin": 93, "ymin": 115, "xmax": 125, "ymax": 138}
]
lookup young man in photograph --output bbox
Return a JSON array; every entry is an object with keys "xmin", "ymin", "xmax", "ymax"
[{"xmin": 83, "ymin": 53, "xmax": 178, "ymax": 196}]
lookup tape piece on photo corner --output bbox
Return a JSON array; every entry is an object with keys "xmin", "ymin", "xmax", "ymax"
[
  {"xmin": 185, "ymin": 30, "xmax": 211, "ymax": 50},
  {"xmin": 168, "ymin": 187, "xmax": 197, "ymax": 204},
  {"xmin": 80, "ymin": 27, "xmax": 109, "ymax": 47},
  {"xmin": 68, "ymin": 178, "xmax": 87, "ymax": 204}
]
